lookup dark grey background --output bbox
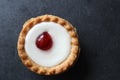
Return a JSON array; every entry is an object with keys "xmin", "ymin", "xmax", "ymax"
[{"xmin": 0, "ymin": 0, "xmax": 120, "ymax": 80}]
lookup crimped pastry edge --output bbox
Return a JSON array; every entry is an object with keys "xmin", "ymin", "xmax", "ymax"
[{"xmin": 17, "ymin": 14, "xmax": 80, "ymax": 75}]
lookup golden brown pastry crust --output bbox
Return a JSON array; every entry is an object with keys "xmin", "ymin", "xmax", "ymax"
[{"xmin": 17, "ymin": 14, "xmax": 80, "ymax": 75}]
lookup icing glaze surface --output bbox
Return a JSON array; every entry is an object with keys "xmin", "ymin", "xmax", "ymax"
[{"xmin": 25, "ymin": 22, "xmax": 71, "ymax": 67}]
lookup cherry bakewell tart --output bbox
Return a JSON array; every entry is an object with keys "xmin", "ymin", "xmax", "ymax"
[{"xmin": 17, "ymin": 14, "xmax": 80, "ymax": 75}]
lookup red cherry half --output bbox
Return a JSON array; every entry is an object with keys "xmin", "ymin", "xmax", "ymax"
[{"xmin": 36, "ymin": 32, "xmax": 53, "ymax": 50}]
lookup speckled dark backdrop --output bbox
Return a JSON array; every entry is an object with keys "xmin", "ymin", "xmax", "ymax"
[{"xmin": 0, "ymin": 0, "xmax": 120, "ymax": 80}]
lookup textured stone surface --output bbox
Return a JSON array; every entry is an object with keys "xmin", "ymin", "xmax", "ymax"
[{"xmin": 0, "ymin": 0, "xmax": 120, "ymax": 80}]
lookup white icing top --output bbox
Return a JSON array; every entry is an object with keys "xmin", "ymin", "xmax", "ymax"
[{"xmin": 25, "ymin": 22, "xmax": 71, "ymax": 67}]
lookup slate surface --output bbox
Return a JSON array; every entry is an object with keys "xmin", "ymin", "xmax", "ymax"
[{"xmin": 0, "ymin": 0, "xmax": 120, "ymax": 80}]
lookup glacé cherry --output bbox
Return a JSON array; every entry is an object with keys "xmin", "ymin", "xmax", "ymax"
[{"xmin": 36, "ymin": 32, "xmax": 53, "ymax": 50}]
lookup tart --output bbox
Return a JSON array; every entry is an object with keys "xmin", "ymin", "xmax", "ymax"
[{"xmin": 17, "ymin": 14, "xmax": 80, "ymax": 75}]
